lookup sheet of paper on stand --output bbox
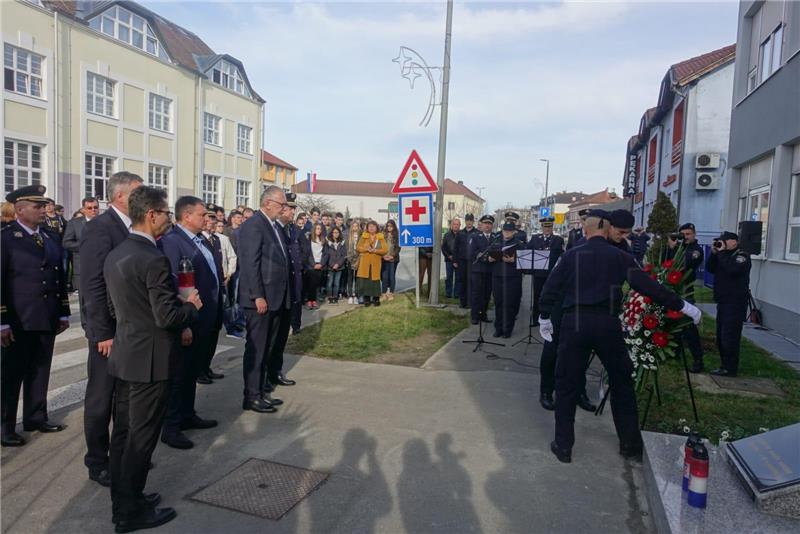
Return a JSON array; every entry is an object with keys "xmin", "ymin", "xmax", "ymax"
[
  {"xmin": 533, "ymin": 249, "xmax": 550, "ymax": 270},
  {"xmin": 516, "ymin": 249, "xmax": 533, "ymax": 270}
]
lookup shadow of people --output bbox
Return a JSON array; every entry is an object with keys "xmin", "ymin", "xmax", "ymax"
[{"xmin": 309, "ymin": 428, "xmax": 391, "ymax": 534}]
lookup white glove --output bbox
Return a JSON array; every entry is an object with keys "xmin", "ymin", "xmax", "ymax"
[
  {"xmin": 539, "ymin": 317, "xmax": 553, "ymax": 342},
  {"xmin": 681, "ymin": 301, "xmax": 702, "ymax": 325}
]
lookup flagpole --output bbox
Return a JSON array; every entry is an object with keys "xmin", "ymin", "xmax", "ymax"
[{"xmin": 429, "ymin": 0, "xmax": 453, "ymax": 306}]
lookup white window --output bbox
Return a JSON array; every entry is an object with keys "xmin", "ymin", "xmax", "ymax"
[
  {"xmin": 201, "ymin": 174, "xmax": 219, "ymax": 205},
  {"xmin": 149, "ymin": 94, "xmax": 171, "ymax": 132},
  {"xmin": 203, "ymin": 113, "xmax": 221, "ymax": 145},
  {"xmin": 211, "ymin": 59, "xmax": 250, "ymax": 97},
  {"xmin": 787, "ymin": 174, "xmax": 800, "ymax": 261},
  {"xmin": 148, "ymin": 164, "xmax": 170, "ymax": 192},
  {"xmin": 237, "ymin": 124, "xmax": 252, "ymax": 154},
  {"xmin": 4, "ymin": 44, "xmax": 44, "ymax": 98},
  {"xmin": 88, "ymin": 6, "xmax": 168, "ymax": 60},
  {"xmin": 235, "ymin": 179, "xmax": 250, "ymax": 207},
  {"xmin": 86, "ymin": 72, "xmax": 115, "ymax": 117},
  {"xmin": 85, "ymin": 154, "xmax": 114, "ymax": 200},
  {"xmin": 4, "ymin": 140, "xmax": 43, "ymax": 196},
  {"xmin": 759, "ymin": 25, "xmax": 784, "ymax": 83},
  {"xmin": 737, "ymin": 156, "xmax": 773, "ymax": 256}
]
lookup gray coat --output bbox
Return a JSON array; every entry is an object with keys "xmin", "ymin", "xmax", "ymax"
[{"xmin": 63, "ymin": 216, "xmax": 88, "ymax": 288}]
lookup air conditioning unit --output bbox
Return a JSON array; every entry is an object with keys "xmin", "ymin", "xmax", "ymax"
[
  {"xmin": 695, "ymin": 153, "xmax": 720, "ymax": 169},
  {"xmin": 696, "ymin": 172, "xmax": 720, "ymax": 190}
]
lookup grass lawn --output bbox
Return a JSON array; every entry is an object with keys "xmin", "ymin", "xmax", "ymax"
[
  {"xmin": 638, "ymin": 312, "xmax": 800, "ymax": 444},
  {"xmin": 285, "ymin": 290, "xmax": 467, "ymax": 367}
]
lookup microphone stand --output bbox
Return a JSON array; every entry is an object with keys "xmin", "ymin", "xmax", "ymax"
[
  {"xmin": 514, "ymin": 248, "xmax": 544, "ymax": 347},
  {"xmin": 463, "ymin": 236, "xmax": 504, "ymax": 352}
]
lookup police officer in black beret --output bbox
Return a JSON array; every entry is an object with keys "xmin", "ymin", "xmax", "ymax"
[
  {"xmin": 667, "ymin": 223, "xmax": 705, "ymax": 372},
  {"xmin": 538, "ymin": 209, "xmax": 702, "ymax": 463},
  {"xmin": 504, "ymin": 211, "xmax": 527, "ymax": 243},
  {"xmin": 608, "ymin": 209, "xmax": 635, "ymax": 255},
  {"xmin": 468, "ymin": 215, "xmax": 496, "ymax": 324},
  {"xmin": 527, "ymin": 216, "xmax": 564, "ymax": 324},
  {"xmin": 455, "ymin": 214, "xmax": 477, "ymax": 309},
  {"xmin": 489, "ymin": 222, "xmax": 524, "ymax": 338},
  {"xmin": 1, "ymin": 185, "xmax": 70, "ymax": 447},
  {"xmin": 706, "ymin": 231, "xmax": 751, "ymax": 377},
  {"xmin": 566, "ymin": 209, "xmax": 588, "ymax": 250}
]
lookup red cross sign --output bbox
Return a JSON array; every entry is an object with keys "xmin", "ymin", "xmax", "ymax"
[
  {"xmin": 405, "ymin": 199, "xmax": 427, "ymax": 222},
  {"xmin": 399, "ymin": 194, "xmax": 432, "ymax": 226}
]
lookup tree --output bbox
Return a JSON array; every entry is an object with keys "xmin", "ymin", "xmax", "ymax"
[
  {"xmin": 296, "ymin": 194, "xmax": 336, "ymax": 216},
  {"xmin": 646, "ymin": 191, "xmax": 678, "ymax": 259}
]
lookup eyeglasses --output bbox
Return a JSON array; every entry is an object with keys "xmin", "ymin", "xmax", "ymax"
[
  {"xmin": 265, "ymin": 199, "xmax": 288, "ymax": 208},
  {"xmin": 154, "ymin": 209, "xmax": 173, "ymax": 217},
  {"xmin": 84, "ymin": 205, "xmax": 99, "ymax": 210}
]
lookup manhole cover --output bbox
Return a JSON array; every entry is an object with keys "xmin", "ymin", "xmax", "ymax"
[
  {"xmin": 709, "ymin": 375, "xmax": 785, "ymax": 397},
  {"xmin": 189, "ymin": 458, "xmax": 328, "ymax": 519}
]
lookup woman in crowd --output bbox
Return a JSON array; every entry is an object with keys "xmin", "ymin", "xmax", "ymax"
[
  {"xmin": 1, "ymin": 201, "xmax": 16, "ymax": 228},
  {"xmin": 304, "ymin": 222, "xmax": 328, "ymax": 309},
  {"xmin": 356, "ymin": 220, "xmax": 388, "ymax": 307},
  {"xmin": 381, "ymin": 219, "xmax": 401, "ymax": 301},
  {"xmin": 214, "ymin": 220, "xmax": 237, "ymax": 284},
  {"xmin": 345, "ymin": 220, "xmax": 362, "ymax": 304},
  {"xmin": 326, "ymin": 226, "xmax": 347, "ymax": 304}
]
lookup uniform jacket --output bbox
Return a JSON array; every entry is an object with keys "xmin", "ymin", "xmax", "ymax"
[
  {"xmin": 160, "ymin": 225, "xmax": 224, "ymax": 332},
  {"xmin": 356, "ymin": 232, "xmax": 388, "ymax": 281},
  {"xmin": 456, "ymin": 226, "xmax": 477, "ymax": 262},
  {"xmin": 1, "ymin": 221, "xmax": 70, "ymax": 332},
  {"xmin": 492, "ymin": 237, "xmax": 524, "ymax": 278},
  {"xmin": 706, "ymin": 248, "xmax": 751, "ymax": 304},
  {"xmin": 469, "ymin": 232, "xmax": 499, "ymax": 274},
  {"xmin": 566, "ymin": 227, "xmax": 583, "ymax": 250},
  {"xmin": 104, "ymin": 234, "xmax": 198, "ymax": 382},
  {"xmin": 630, "ymin": 232, "xmax": 650, "ymax": 261},
  {"xmin": 666, "ymin": 241, "xmax": 703, "ymax": 302},
  {"xmin": 79, "ymin": 208, "xmax": 129, "ymax": 342},
  {"xmin": 327, "ymin": 241, "xmax": 347, "ymax": 271},
  {"xmin": 237, "ymin": 211, "xmax": 291, "ymax": 311},
  {"xmin": 528, "ymin": 233, "xmax": 565, "ymax": 276}
]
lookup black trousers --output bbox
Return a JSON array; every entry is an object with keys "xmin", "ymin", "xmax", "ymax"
[
  {"xmin": 716, "ymin": 301, "xmax": 747, "ymax": 374},
  {"xmin": 469, "ymin": 272, "xmax": 492, "ymax": 322},
  {"xmin": 492, "ymin": 275, "xmax": 522, "ymax": 335},
  {"xmin": 242, "ymin": 308, "xmax": 284, "ymax": 401},
  {"xmin": 267, "ymin": 307, "xmax": 292, "ymax": 387},
  {"xmin": 304, "ymin": 270, "xmax": 322, "ymax": 302},
  {"xmin": 110, "ymin": 378, "xmax": 170, "ymax": 520},
  {"xmin": 532, "ymin": 275, "xmax": 547, "ymax": 321},
  {"xmin": 459, "ymin": 261, "xmax": 471, "ymax": 307},
  {"xmin": 84, "ymin": 341, "xmax": 116, "ymax": 469},
  {"xmin": 676, "ymin": 323, "xmax": 703, "ymax": 364},
  {"xmin": 1, "ymin": 331, "xmax": 55, "ymax": 435},
  {"xmin": 540, "ymin": 340, "xmax": 589, "ymax": 398},
  {"xmin": 555, "ymin": 312, "xmax": 641, "ymax": 451},
  {"xmin": 201, "ymin": 328, "xmax": 221, "ymax": 372},
  {"xmin": 290, "ymin": 301, "xmax": 302, "ymax": 332}
]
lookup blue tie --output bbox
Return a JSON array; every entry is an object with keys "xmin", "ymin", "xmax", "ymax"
[{"xmin": 193, "ymin": 235, "xmax": 219, "ymax": 291}]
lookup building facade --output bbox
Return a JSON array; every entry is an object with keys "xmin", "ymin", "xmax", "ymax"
[
  {"xmin": 2, "ymin": 0, "xmax": 265, "ymax": 214},
  {"xmin": 724, "ymin": 0, "xmax": 800, "ymax": 340},
  {"xmin": 260, "ymin": 149, "xmax": 297, "ymax": 191},
  {"xmin": 625, "ymin": 45, "xmax": 735, "ymax": 244}
]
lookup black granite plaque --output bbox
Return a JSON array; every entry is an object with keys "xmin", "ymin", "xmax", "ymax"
[{"xmin": 727, "ymin": 423, "xmax": 800, "ymax": 493}]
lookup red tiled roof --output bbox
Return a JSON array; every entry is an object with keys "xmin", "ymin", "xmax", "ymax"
[
  {"xmin": 568, "ymin": 189, "xmax": 618, "ymax": 209},
  {"xmin": 291, "ymin": 178, "xmax": 483, "ymax": 201},
  {"xmin": 261, "ymin": 150, "xmax": 298, "ymax": 171},
  {"xmin": 670, "ymin": 44, "xmax": 736, "ymax": 86}
]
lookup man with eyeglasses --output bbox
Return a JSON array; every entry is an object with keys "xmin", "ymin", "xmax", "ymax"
[{"xmin": 63, "ymin": 197, "xmax": 99, "ymax": 293}]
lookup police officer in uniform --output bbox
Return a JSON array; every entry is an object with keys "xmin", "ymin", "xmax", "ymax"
[
  {"xmin": 504, "ymin": 211, "xmax": 527, "ymax": 243},
  {"xmin": 566, "ymin": 209, "xmax": 588, "ymax": 250},
  {"xmin": 667, "ymin": 223, "xmax": 705, "ymax": 372},
  {"xmin": 538, "ymin": 209, "xmax": 702, "ymax": 463},
  {"xmin": 528, "ymin": 216, "xmax": 564, "ymax": 324},
  {"xmin": 455, "ymin": 213, "xmax": 477, "ymax": 309},
  {"xmin": 706, "ymin": 231, "xmax": 751, "ymax": 377},
  {"xmin": 608, "ymin": 209, "xmax": 635, "ymax": 255},
  {"xmin": 1, "ymin": 185, "xmax": 70, "ymax": 447},
  {"xmin": 489, "ymin": 222, "xmax": 524, "ymax": 338},
  {"xmin": 468, "ymin": 215, "xmax": 496, "ymax": 325}
]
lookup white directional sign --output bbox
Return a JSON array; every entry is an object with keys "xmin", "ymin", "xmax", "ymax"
[{"xmin": 398, "ymin": 193, "xmax": 434, "ymax": 247}]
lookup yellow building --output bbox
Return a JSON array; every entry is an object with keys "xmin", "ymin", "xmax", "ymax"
[
  {"xmin": 260, "ymin": 149, "xmax": 297, "ymax": 190},
  {"xmin": 2, "ymin": 0, "xmax": 265, "ymax": 213}
]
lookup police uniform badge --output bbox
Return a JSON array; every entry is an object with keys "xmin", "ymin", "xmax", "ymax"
[
  {"xmin": 735, "ymin": 255, "xmax": 746, "ymax": 264},
  {"xmin": 13, "ymin": 231, "xmax": 23, "ymax": 238},
  {"xmin": 692, "ymin": 250, "xmax": 701, "ymax": 259}
]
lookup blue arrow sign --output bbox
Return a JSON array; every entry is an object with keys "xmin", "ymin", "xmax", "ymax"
[{"xmin": 398, "ymin": 193, "xmax": 434, "ymax": 247}]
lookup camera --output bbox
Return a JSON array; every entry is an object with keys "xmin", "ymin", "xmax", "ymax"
[
  {"xmin": 713, "ymin": 239, "xmax": 724, "ymax": 249},
  {"xmin": 669, "ymin": 233, "xmax": 685, "ymax": 241}
]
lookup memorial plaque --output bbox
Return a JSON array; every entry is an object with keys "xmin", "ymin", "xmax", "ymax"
[{"xmin": 727, "ymin": 423, "xmax": 800, "ymax": 493}]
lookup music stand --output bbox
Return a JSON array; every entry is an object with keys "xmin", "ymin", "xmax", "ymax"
[
  {"xmin": 463, "ymin": 241, "xmax": 505, "ymax": 352},
  {"xmin": 513, "ymin": 249, "xmax": 549, "ymax": 346}
]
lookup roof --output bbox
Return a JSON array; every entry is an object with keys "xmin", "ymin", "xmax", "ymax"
[
  {"xmin": 568, "ymin": 189, "xmax": 618, "ymax": 209},
  {"xmin": 670, "ymin": 44, "xmax": 736, "ymax": 87},
  {"xmin": 538, "ymin": 191, "xmax": 587, "ymax": 206},
  {"xmin": 261, "ymin": 150, "xmax": 298, "ymax": 171},
  {"xmin": 291, "ymin": 178, "xmax": 484, "ymax": 201}
]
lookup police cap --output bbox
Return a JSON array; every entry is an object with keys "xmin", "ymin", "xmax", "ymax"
[
  {"xmin": 609, "ymin": 209, "xmax": 635, "ymax": 229},
  {"xmin": 539, "ymin": 216, "xmax": 555, "ymax": 227},
  {"xmin": 6, "ymin": 184, "xmax": 50, "ymax": 204},
  {"xmin": 502, "ymin": 221, "xmax": 516, "ymax": 231},
  {"xmin": 504, "ymin": 211, "xmax": 520, "ymax": 221},
  {"xmin": 286, "ymin": 192, "xmax": 298, "ymax": 207},
  {"xmin": 678, "ymin": 222, "xmax": 695, "ymax": 232},
  {"xmin": 718, "ymin": 231, "xmax": 738, "ymax": 241},
  {"xmin": 479, "ymin": 214, "xmax": 495, "ymax": 224}
]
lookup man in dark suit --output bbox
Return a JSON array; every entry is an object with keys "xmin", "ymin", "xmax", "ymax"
[
  {"xmin": 104, "ymin": 186, "xmax": 202, "ymax": 532},
  {"xmin": 1, "ymin": 185, "xmax": 70, "ymax": 447},
  {"xmin": 566, "ymin": 209, "xmax": 588, "ymax": 250},
  {"xmin": 62, "ymin": 197, "xmax": 99, "ymax": 292},
  {"xmin": 199, "ymin": 205, "xmax": 226, "ymax": 381},
  {"xmin": 159, "ymin": 197, "xmax": 221, "ymax": 449},
  {"xmin": 238, "ymin": 186, "xmax": 292, "ymax": 413},
  {"xmin": 455, "ymin": 213, "xmax": 477, "ymax": 309},
  {"xmin": 80, "ymin": 171, "xmax": 143, "ymax": 485},
  {"xmin": 528, "ymin": 216, "xmax": 565, "ymax": 324}
]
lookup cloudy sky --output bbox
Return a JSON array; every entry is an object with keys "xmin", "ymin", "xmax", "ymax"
[{"xmin": 144, "ymin": 0, "xmax": 740, "ymax": 211}]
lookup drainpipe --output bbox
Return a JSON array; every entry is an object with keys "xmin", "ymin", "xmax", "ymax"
[
  {"xmin": 196, "ymin": 76, "xmax": 203, "ymax": 195},
  {"xmin": 53, "ymin": 10, "xmax": 59, "ymax": 205},
  {"xmin": 674, "ymin": 86, "xmax": 689, "ymax": 224}
]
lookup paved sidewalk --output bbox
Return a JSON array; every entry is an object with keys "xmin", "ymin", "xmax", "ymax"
[{"xmin": 1, "ymin": 278, "xmax": 651, "ymax": 534}]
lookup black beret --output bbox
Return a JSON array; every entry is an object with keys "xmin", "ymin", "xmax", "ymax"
[
  {"xmin": 678, "ymin": 222, "xmax": 695, "ymax": 232},
  {"xmin": 578, "ymin": 208, "xmax": 590, "ymax": 217},
  {"xmin": 609, "ymin": 209, "xmax": 635, "ymax": 229},
  {"xmin": 586, "ymin": 209, "xmax": 611, "ymax": 221},
  {"xmin": 464, "ymin": 213, "xmax": 475, "ymax": 221},
  {"xmin": 479, "ymin": 214, "xmax": 495, "ymax": 224},
  {"xmin": 502, "ymin": 222, "xmax": 516, "ymax": 231},
  {"xmin": 718, "ymin": 231, "xmax": 738, "ymax": 241},
  {"xmin": 6, "ymin": 184, "xmax": 50, "ymax": 204}
]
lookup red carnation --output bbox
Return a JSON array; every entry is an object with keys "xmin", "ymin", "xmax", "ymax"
[
  {"xmin": 650, "ymin": 273, "xmax": 657, "ymax": 280},
  {"xmin": 643, "ymin": 264, "xmax": 654, "ymax": 273},
  {"xmin": 642, "ymin": 315, "xmax": 659, "ymax": 330},
  {"xmin": 666, "ymin": 270, "xmax": 683, "ymax": 285},
  {"xmin": 652, "ymin": 331, "xmax": 669, "ymax": 347},
  {"xmin": 666, "ymin": 309, "xmax": 683, "ymax": 320},
  {"xmin": 643, "ymin": 296, "xmax": 653, "ymax": 305},
  {"xmin": 662, "ymin": 259, "xmax": 674, "ymax": 269}
]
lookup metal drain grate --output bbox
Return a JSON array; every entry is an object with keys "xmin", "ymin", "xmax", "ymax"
[{"xmin": 189, "ymin": 458, "xmax": 329, "ymax": 520}]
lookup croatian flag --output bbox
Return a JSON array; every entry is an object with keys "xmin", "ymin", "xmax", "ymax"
[{"xmin": 307, "ymin": 171, "xmax": 317, "ymax": 193}]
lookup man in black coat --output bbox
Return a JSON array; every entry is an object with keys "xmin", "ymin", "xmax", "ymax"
[
  {"xmin": 566, "ymin": 209, "xmax": 587, "ymax": 250},
  {"xmin": 238, "ymin": 186, "xmax": 293, "ymax": 413},
  {"xmin": 104, "ymin": 186, "xmax": 201, "ymax": 532},
  {"xmin": 528, "ymin": 217, "xmax": 564, "ymax": 324},
  {"xmin": 468, "ymin": 215, "xmax": 496, "ymax": 324},
  {"xmin": 62, "ymin": 197, "xmax": 99, "ymax": 292},
  {"xmin": 79, "ymin": 171, "xmax": 143, "ymax": 485},
  {"xmin": 442, "ymin": 218, "xmax": 461, "ymax": 299},
  {"xmin": 455, "ymin": 213, "xmax": 477, "ymax": 309},
  {"xmin": 1, "ymin": 185, "xmax": 70, "ymax": 447}
]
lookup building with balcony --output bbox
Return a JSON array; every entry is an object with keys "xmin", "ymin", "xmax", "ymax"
[{"xmin": 260, "ymin": 149, "xmax": 297, "ymax": 191}]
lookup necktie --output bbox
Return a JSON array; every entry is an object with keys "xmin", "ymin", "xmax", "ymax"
[
  {"xmin": 193, "ymin": 235, "xmax": 219, "ymax": 289},
  {"xmin": 32, "ymin": 232, "xmax": 43, "ymax": 247},
  {"xmin": 272, "ymin": 222, "xmax": 287, "ymax": 257}
]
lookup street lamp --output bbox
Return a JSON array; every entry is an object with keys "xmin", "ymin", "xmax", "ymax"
[{"xmin": 539, "ymin": 159, "xmax": 550, "ymax": 213}]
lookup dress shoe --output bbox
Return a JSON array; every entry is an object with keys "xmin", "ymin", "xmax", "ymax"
[
  {"xmin": 261, "ymin": 394, "xmax": 283, "ymax": 406},
  {"xmin": 550, "ymin": 441, "xmax": 572, "ymax": 463},
  {"xmin": 207, "ymin": 370, "xmax": 225, "ymax": 380},
  {"xmin": 531, "ymin": 320, "xmax": 540, "ymax": 327},
  {"xmin": 492, "ymin": 330, "xmax": 502, "ymax": 338},
  {"xmin": 471, "ymin": 319, "xmax": 479, "ymax": 325},
  {"xmin": 2, "ymin": 432, "xmax": 26, "ymax": 447},
  {"xmin": 619, "ymin": 443, "xmax": 643, "ymax": 461},
  {"xmin": 502, "ymin": 333, "xmax": 512, "ymax": 339},
  {"xmin": 115, "ymin": 506, "xmax": 176, "ymax": 533},
  {"xmin": 710, "ymin": 367, "xmax": 736, "ymax": 377},
  {"xmin": 89, "ymin": 467, "xmax": 112, "ymax": 487},
  {"xmin": 196, "ymin": 375, "xmax": 213, "ymax": 385},
  {"xmin": 242, "ymin": 399, "xmax": 277, "ymax": 413},
  {"xmin": 539, "ymin": 393, "xmax": 555, "ymax": 411},
  {"xmin": 113, "ymin": 494, "xmax": 161, "ymax": 524},
  {"xmin": 160, "ymin": 432, "xmax": 194, "ymax": 449},
  {"xmin": 577, "ymin": 393, "xmax": 597, "ymax": 413},
  {"xmin": 481, "ymin": 316, "xmax": 492, "ymax": 323},
  {"xmin": 690, "ymin": 361, "xmax": 703, "ymax": 374},
  {"xmin": 179, "ymin": 415, "xmax": 218, "ymax": 430},
  {"xmin": 23, "ymin": 421, "xmax": 66, "ymax": 433},
  {"xmin": 273, "ymin": 374, "xmax": 296, "ymax": 386}
]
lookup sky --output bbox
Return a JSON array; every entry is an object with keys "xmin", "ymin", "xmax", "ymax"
[{"xmin": 143, "ymin": 0, "xmax": 740, "ymax": 211}]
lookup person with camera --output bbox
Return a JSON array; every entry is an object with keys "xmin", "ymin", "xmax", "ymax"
[
  {"xmin": 667, "ymin": 223, "xmax": 705, "ymax": 373},
  {"xmin": 706, "ymin": 231, "xmax": 751, "ymax": 377}
]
